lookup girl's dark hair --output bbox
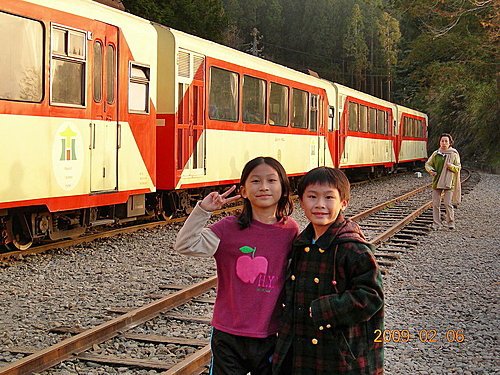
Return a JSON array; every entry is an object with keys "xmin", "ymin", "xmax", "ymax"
[
  {"xmin": 237, "ymin": 156, "xmax": 293, "ymax": 229},
  {"xmin": 297, "ymin": 167, "xmax": 351, "ymax": 202},
  {"xmin": 440, "ymin": 133, "xmax": 454, "ymax": 146}
]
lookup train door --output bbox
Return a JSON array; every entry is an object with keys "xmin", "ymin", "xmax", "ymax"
[
  {"xmin": 90, "ymin": 23, "xmax": 118, "ymax": 192},
  {"xmin": 339, "ymin": 97, "xmax": 349, "ymax": 165},
  {"xmin": 176, "ymin": 51, "xmax": 206, "ymax": 178}
]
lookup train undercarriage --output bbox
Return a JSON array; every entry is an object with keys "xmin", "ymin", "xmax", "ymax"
[
  {"xmin": 0, "ymin": 188, "xmax": 215, "ymax": 251},
  {"xmin": 1, "ymin": 162, "xmax": 424, "ymax": 251}
]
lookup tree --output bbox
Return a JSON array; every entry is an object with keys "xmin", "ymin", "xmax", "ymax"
[
  {"xmin": 393, "ymin": 0, "xmax": 498, "ymax": 166},
  {"xmin": 122, "ymin": 0, "xmax": 228, "ymax": 42},
  {"xmin": 343, "ymin": 4, "xmax": 369, "ymax": 90},
  {"xmin": 377, "ymin": 11, "xmax": 401, "ymax": 100}
]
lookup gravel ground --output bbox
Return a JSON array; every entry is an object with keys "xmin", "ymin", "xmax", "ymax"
[
  {"xmin": 0, "ymin": 171, "xmax": 497, "ymax": 374},
  {"xmin": 383, "ymin": 172, "xmax": 499, "ymax": 374}
]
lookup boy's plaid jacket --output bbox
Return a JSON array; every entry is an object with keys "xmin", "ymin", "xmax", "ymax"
[{"xmin": 273, "ymin": 214, "xmax": 384, "ymax": 374}]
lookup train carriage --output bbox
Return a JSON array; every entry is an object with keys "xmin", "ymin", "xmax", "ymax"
[
  {"xmin": 1, "ymin": 0, "xmax": 429, "ymax": 249},
  {"xmin": 0, "ymin": 0, "xmax": 157, "ymax": 249},
  {"xmin": 395, "ymin": 104, "xmax": 428, "ymax": 164},
  {"xmin": 331, "ymin": 83, "xmax": 397, "ymax": 172},
  {"xmin": 153, "ymin": 25, "xmax": 336, "ymax": 214}
]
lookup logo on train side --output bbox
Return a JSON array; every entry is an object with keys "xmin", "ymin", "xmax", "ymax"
[{"xmin": 52, "ymin": 122, "xmax": 84, "ymax": 191}]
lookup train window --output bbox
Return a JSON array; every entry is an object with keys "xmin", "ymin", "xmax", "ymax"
[
  {"xmin": 209, "ymin": 67, "xmax": 238, "ymax": 122},
  {"xmin": 328, "ymin": 106, "xmax": 335, "ymax": 132},
  {"xmin": 319, "ymin": 97, "xmax": 324, "ymax": 128},
  {"xmin": 369, "ymin": 108, "xmax": 377, "ymax": 133},
  {"xmin": 291, "ymin": 88, "xmax": 308, "ymax": 129},
  {"xmin": 178, "ymin": 51, "xmax": 190, "ymax": 78},
  {"xmin": 348, "ymin": 102, "xmax": 358, "ymax": 131},
  {"xmin": 385, "ymin": 112, "xmax": 389, "ymax": 135},
  {"xmin": 106, "ymin": 44, "xmax": 115, "ymax": 104},
  {"xmin": 242, "ymin": 75, "xmax": 266, "ymax": 124},
  {"xmin": 309, "ymin": 94, "xmax": 318, "ymax": 131},
  {"xmin": 377, "ymin": 110, "xmax": 386, "ymax": 134},
  {"xmin": 129, "ymin": 63, "xmax": 150, "ymax": 113},
  {"xmin": 269, "ymin": 82, "xmax": 288, "ymax": 126},
  {"xmin": 69, "ymin": 31, "xmax": 85, "ymax": 59},
  {"xmin": 93, "ymin": 41, "xmax": 103, "ymax": 102},
  {"xmin": 360, "ymin": 105, "xmax": 368, "ymax": 132},
  {"xmin": 51, "ymin": 26, "xmax": 86, "ymax": 106},
  {"xmin": 52, "ymin": 28, "xmax": 66, "ymax": 55},
  {"xmin": 0, "ymin": 12, "xmax": 43, "ymax": 102},
  {"xmin": 51, "ymin": 59, "xmax": 85, "ymax": 106},
  {"xmin": 177, "ymin": 83, "xmax": 185, "ymax": 123}
]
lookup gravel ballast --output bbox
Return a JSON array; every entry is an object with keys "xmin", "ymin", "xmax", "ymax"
[{"xmin": 0, "ymin": 172, "xmax": 497, "ymax": 374}]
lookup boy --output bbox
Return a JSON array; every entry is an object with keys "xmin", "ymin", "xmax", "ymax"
[{"xmin": 273, "ymin": 167, "xmax": 384, "ymax": 374}]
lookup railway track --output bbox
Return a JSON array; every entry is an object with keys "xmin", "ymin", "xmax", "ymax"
[
  {"xmin": 0, "ymin": 173, "xmax": 398, "ymax": 264},
  {"xmin": 0, "ymin": 170, "xmax": 478, "ymax": 374}
]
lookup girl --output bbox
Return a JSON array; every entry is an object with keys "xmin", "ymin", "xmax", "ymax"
[
  {"xmin": 425, "ymin": 133, "xmax": 461, "ymax": 230},
  {"xmin": 174, "ymin": 156, "xmax": 299, "ymax": 375}
]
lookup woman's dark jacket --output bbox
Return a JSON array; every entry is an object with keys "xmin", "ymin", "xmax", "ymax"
[{"xmin": 273, "ymin": 214, "xmax": 384, "ymax": 374}]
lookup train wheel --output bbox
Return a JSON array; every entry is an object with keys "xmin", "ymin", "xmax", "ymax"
[
  {"xmin": 161, "ymin": 210, "xmax": 173, "ymax": 220},
  {"xmin": 6, "ymin": 213, "xmax": 33, "ymax": 250}
]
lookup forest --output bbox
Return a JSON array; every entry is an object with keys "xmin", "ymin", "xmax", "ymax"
[{"xmin": 121, "ymin": 0, "xmax": 498, "ymax": 170}]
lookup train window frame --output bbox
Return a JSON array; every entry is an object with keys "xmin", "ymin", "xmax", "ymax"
[
  {"xmin": 291, "ymin": 88, "xmax": 308, "ymax": 129},
  {"xmin": 0, "ymin": 11, "xmax": 44, "ymax": 103},
  {"xmin": 128, "ymin": 62, "xmax": 150, "ymax": 114},
  {"xmin": 50, "ymin": 23, "xmax": 87, "ymax": 108},
  {"xmin": 242, "ymin": 75, "xmax": 266, "ymax": 125},
  {"xmin": 209, "ymin": 66, "xmax": 239, "ymax": 122},
  {"xmin": 269, "ymin": 82, "xmax": 289, "ymax": 127}
]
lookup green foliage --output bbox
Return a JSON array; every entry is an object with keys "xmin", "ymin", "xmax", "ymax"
[
  {"xmin": 343, "ymin": 4, "xmax": 369, "ymax": 89},
  {"xmin": 122, "ymin": 0, "xmax": 228, "ymax": 42},
  {"xmin": 394, "ymin": 0, "xmax": 498, "ymax": 167}
]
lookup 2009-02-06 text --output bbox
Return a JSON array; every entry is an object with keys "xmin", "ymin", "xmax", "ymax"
[{"xmin": 374, "ymin": 329, "xmax": 465, "ymax": 343}]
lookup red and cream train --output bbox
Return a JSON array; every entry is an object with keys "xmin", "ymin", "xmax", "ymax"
[{"xmin": 0, "ymin": 0, "xmax": 428, "ymax": 249}]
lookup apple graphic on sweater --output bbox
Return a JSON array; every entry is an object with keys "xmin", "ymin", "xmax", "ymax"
[{"xmin": 236, "ymin": 246, "xmax": 268, "ymax": 284}]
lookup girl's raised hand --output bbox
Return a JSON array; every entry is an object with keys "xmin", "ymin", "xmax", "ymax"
[{"xmin": 199, "ymin": 185, "xmax": 241, "ymax": 212}]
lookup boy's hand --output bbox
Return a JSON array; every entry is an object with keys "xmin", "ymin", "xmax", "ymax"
[{"xmin": 199, "ymin": 185, "xmax": 241, "ymax": 212}]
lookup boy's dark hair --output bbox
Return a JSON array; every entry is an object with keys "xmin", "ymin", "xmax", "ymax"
[
  {"xmin": 440, "ymin": 133, "xmax": 454, "ymax": 146},
  {"xmin": 237, "ymin": 156, "xmax": 293, "ymax": 229},
  {"xmin": 298, "ymin": 167, "xmax": 351, "ymax": 202}
]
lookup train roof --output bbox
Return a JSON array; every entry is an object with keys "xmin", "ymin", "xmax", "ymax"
[
  {"xmin": 331, "ymin": 82, "xmax": 396, "ymax": 108},
  {"xmin": 395, "ymin": 104, "xmax": 428, "ymax": 118},
  {"xmin": 155, "ymin": 24, "xmax": 331, "ymax": 89}
]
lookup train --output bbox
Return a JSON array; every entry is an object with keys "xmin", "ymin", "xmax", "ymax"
[{"xmin": 0, "ymin": 0, "xmax": 428, "ymax": 250}]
